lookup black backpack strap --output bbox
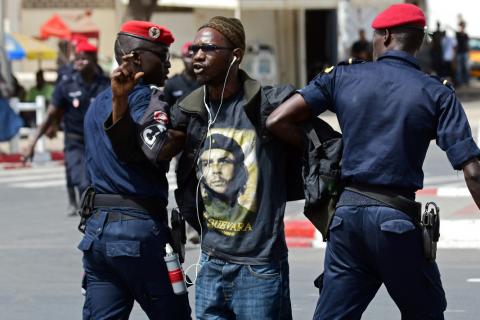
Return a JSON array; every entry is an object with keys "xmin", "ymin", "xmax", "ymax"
[{"xmin": 307, "ymin": 127, "xmax": 322, "ymax": 148}]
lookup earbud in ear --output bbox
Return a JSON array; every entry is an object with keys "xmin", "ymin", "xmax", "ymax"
[{"xmin": 230, "ymin": 56, "xmax": 238, "ymax": 66}]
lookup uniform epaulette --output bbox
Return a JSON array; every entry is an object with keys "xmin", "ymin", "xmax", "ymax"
[
  {"xmin": 323, "ymin": 58, "xmax": 365, "ymax": 74},
  {"xmin": 323, "ymin": 66, "xmax": 335, "ymax": 74},
  {"xmin": 338, "ymin": 58, "xmax": 366, "ymax": 66},
  {"xmin": 430, "ymin": 75, "xmax": 455, "ymax": 92}
]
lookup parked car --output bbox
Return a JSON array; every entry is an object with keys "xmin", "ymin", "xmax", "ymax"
[{"xmin": 469, "ymin": 37, "xmax": 480, "ymax": 78}]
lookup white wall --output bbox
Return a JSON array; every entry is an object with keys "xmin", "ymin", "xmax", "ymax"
[
  {"xmin": 241, "ymin": 10, "xmax": 277, "ymax": 50},
  {"xmin": 151, "ymin": 12, "xmax": 198, "ymax": 56},
  {"xmin": 428, "ymin": 0, "xmax": 480, "ymax": 37},
  {"xmin": 160, "ymin": 8, "xmax": 277, "ymax": 56}
]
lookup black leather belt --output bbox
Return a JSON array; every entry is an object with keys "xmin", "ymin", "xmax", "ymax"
[
  {"xmin": 93, "ymin": 211, "xmax": 140, "ymax": 224},
  {"xmin": 93, "ymin": 194, "xmax": 167, "ymax": 219},
  {"xmin": 344, "ymin": 184, "xmax": 422, "ymax": 224}
]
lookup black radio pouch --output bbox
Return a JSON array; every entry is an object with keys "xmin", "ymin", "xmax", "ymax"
[
  {"xmin": 170, "ymin": 208, "xmax": 186, "ymax": 263},
  {"xmin": 421, "ymin": 202, "xmax": 440, "ymax": 262},
  {"xmin": 77, "ymin": 187, "xmax": 96, "ymax": 234}
]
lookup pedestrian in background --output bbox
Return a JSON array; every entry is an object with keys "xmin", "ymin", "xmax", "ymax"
[
  {"xmin": 26, "ymin": 70, "xmax": 54, "ymax": 104},
  {"xmin": 23, "ymin": 70, "xmax": 54, "ymax": 128},
  {"xmin": 441, "ymin": 29, "xmax": 456, "ymax": 80},
  {"xmin": 24, "ymin": 41, "xmax": 109, "ymax": 216},
  {"xmin": 351, "ymin": 29, "xmax": 372, "ymax": 60},
  {"xmin": 79, "ymin": 20, "xmax": 191, "ymax": 319},
  {"xmin": 0, "ymin": 72, "xmax": 23, "ymax": 142},
  {"xmin": 164, "ymin": 41, "xmax": 200, "ymax": 107},
  {"xmin": 267, "ymin": 3, "xmax": 480, "ymax": 319},
  {"xmin": 430, "ymin": 21, "xmax": 444, "ymax": 76},
  {"xmin": 456, "ymin": 20, "xmax": 470, "ymax": 86}
]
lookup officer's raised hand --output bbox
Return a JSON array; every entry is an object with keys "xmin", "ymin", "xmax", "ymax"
[{"xmin": 111, "ymin": 53, "xmax": 144, "ymax": 122}]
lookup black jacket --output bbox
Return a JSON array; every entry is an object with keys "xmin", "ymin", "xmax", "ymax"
[{"xmin": 171, "ymin": 70, "xmax": 303, "ymax": 231}]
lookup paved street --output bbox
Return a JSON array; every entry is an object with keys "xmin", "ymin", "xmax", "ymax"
[
  {"xmin": 1, "ymin": 162, "xmax": 480, "ymax": 319},
  {"xmin": 1, "ymin": 89, "xmax": 480, "ymax": 319}
]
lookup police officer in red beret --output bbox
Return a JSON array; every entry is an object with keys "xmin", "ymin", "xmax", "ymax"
[
  {"xmin": 267, "ymin": 3, "xmax": 480, "ymax": 319},
  {"xmin": 78, "ymin": 21, "xmax": 191, "ymax": 319},
  {"xmin": 164, "ymin": 41, "xmax": 200, "ymax": 107},
  {"xmin": 24, "ymin": 40, "xmax": 109, "ymax": 216}
]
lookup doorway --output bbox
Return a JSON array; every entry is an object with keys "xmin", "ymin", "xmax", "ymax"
[{"xmin": 305, "ymin": 9, "xmax": 337, "ymax": 81}]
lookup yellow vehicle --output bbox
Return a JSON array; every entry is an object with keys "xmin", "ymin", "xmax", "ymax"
[{"xmin": 469, "ymin": 37, "xmax": 480, "ymax": 78}]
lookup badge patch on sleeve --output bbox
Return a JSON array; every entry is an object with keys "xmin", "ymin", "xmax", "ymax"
[
  {"xmin": 141, "ymin": 124, "xmax": 166, "ymax": 149},
  {"xmin": 153, "ymin": 111, "xmax": 169, "ymax": 125}
]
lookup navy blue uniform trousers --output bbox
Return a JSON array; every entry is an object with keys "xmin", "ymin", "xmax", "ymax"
[
  {"xmin": 64, "ymin": 138, "xmax": 89, "ymax": 195},
  {"xmin": 314, "ymin": 205, "xmax": 447, "ymax": 320},
  {"xmin": 78, "ymin": 209, "xmax": 191, "ymax": 320}
]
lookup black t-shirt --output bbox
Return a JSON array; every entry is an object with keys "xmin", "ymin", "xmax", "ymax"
[
  {"xmin": 456, "ymin": 32, "xmax": 469, "ymax": 54},
  {"xmin": 351, "ymin": 40, "xmax": 371, "ymax": 59},
  {"xmin": 196, "ymin": 91, "xmax": 288, "ymax": 265}
]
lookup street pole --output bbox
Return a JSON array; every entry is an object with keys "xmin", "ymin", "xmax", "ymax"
[
  {"xmin": 0, "ymin": 0, "xmax": 12, "ymax": 96},
  {"xmin": 234, "ymin": 0, "xmax": 241, "ymax": 20}
]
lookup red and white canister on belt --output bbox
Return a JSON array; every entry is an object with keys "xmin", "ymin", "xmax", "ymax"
[{"xmin": 164, "ymin": 243, "xmax": 187, "ymax": 295}]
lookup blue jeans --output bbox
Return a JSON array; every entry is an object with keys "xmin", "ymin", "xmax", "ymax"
[
  {"xmin": 78, "ymin": 209, "xmax": 191, "ymax": 320},
  {"xmin": 195, "ymin": 252, "xmax": 292, "ymax": 320},
  {"xmin": 456, "ymin": 52, "xmax": 470, "ymax": 86},
  {"xmin": 313, "ymin": 206, "xmax": 446, "ymax": 320}
]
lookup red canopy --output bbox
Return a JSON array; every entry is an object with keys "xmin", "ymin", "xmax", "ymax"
[
  {"xmin": 39, "ymin": 12, "xmax": 99, "ymax": 40},
  {"xmin": 40, "ymin": 14, "xmax": 71, "ymax": 39}
]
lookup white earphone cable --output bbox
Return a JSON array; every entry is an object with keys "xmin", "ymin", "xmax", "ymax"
[{"xmin": 185, "ymin": 56, "xmax": 237, "ymax": 285}]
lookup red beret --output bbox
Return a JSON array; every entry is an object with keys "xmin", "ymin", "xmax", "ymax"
[
  {"xmin": 71, "ymin": 35, "xmax": 88, "ymax": 46},
  {"xmin": 119, "ymin": 20, "xmax": 174, "ymax": 46},
  {"xmin": 371, "ymin": 4, "xmax": 426, "ymax": 29},
  {"xmin": 75, "ymin": 40, "xmax": 97, "ymax": 54},
  {"xmin": 181, "ymin": 41, "xmax": 193, "ymax": 57}
]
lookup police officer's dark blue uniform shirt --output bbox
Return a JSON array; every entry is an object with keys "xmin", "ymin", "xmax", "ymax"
[
  {"xmin": 298, "ymin": 50, "xmax": 480, "ymax": 194},
  {"xmin": 84, "ymin": 83, "xmax": 169, "ymax": 201},
  {"xmin": 79, "ymin": 21, "xmax": 191, "ymax": 320},
  {"xmin": 52, "ymin": 71, "xmax": 110, "ymax": 136},
  {"xmin": 291, "ymin": 4, "xmax": 480, "ymax": 320}
]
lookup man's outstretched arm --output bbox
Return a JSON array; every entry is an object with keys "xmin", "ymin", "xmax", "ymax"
[
  {"xmin": 156, "ymin": 129, "xmax": 186, "ymax": 160},
  {"xmin": 23, "ymin": 105, "xmax": 63, "ymax": 162}
]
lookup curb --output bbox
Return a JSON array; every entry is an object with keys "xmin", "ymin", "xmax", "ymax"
[
  {"xmin": 285, "ymin": 218, "xmax": 480, "ymax": 249},
  {"xmin": 0, "ymin": 151, "xmax": 64, "ymax": 169},
  {"xmin": 0, "ymin": 151, "xmax": 64, "ymax": 163},
  {"xmin": 285, "ymin": 219, "xmax": 316, "ymax": 248},
  {"xmin": 417, "ymin": 187, "xmax": 470, "ymax": 197}
]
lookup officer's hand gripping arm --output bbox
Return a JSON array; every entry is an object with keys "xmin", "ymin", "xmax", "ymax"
[{"xmin": 266, "ymin": 93, "xmax": 312, "ymax": 149}]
